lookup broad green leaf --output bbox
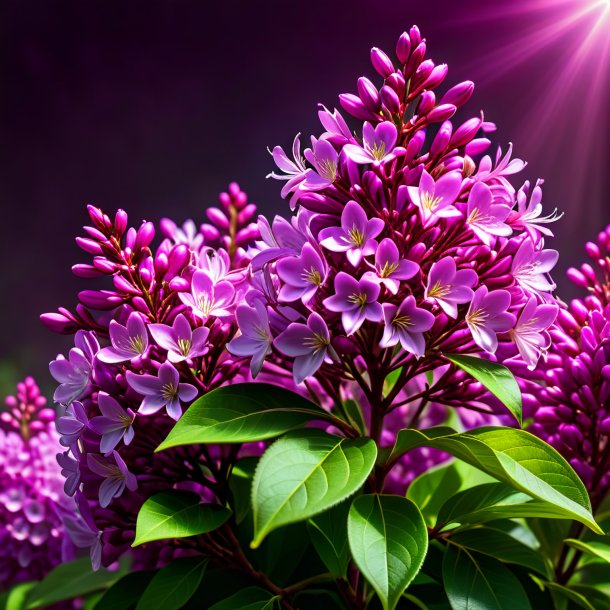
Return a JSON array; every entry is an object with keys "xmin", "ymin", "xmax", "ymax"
[
  {"xmin": 342, "ymin": 399, "xmax": 367, "ymax": 435},
  {"xmin": 308, "ymin": 502, "xmax": 351, "ymax": 578},
  {"xmin": 157, "ymin": 383, "xmax": 327, "ymax": 450},
  {"xmin": 135, "ymin": 557, "xmax": 207, "ymax": 610},
  {"xmin": 388, "ymin": 427, "xmax": 600, "ymax": 533},
  {"xmin": 348, "ymin": 495, "xmax": 428, "ymax": 610},
  {"xmin": 25, "ymin": 558, "xmax": 128, "ymax": 609},
  {"xmin": 251, "ymin": 430, "xmax": 376, "ymax": 547},
  {"xmin": 208, "ymin": 587, "xmax": 280, "ymax": 610},
  {"xmin": 133, "ymin": 490, "xmax": 231, "ymax": 546},
  {"xmin": 407, "ymin": 462, "xmax": 463, "ymax": 526},
  {"xmin": 565, "ymin": 538, "xmax": 610, "ymax": 564},
  {"xmin": 443, "ymin": 545, "xmax": 532, "ymax": 610},
  {"xmin": 449, "ymin": 527, "xmax": 549, "ymax": 575},
  {"xmin": 446, "ymin": 354, "xmax": 522, "ymax": 425},
  {"xmin": 531, "ymin": 579, "xmax": 596, "ymax": 610},
  {"xmin": 387, "ymin": 426, "xmax": 457, "ymax": 465},
  {"xmin": 569, "ymin": 586, "xmax": 610, "ymax": 610},
  {"xmin": 3, "ymin": 583, "xmax": 36, "ymax": 610},
  {"xmin": 229, "ymin": 457, "xmax": 257, "ymax": 524},
  {"xmin": 94, "ymin": 571, "xmax": 155, "ymax": 610},
  {"xmin": 384, "ymin": 367, "xmax": 403, "ymax": 396}
]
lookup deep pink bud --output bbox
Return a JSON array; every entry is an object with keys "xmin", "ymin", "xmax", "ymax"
[
  {"xmin": 409, "ymin": 25, "xmax": 422, "ymax": 46},
  {"xmin": 429, "ymin": 120, "xmax": 452, "ymax": 156},
  {"xmin": 200, "ymin": 223, "xmax": 221, "ymax": 242},
  {"xmin": 357, "ymin": 77, "xmax": 381, "ymax": 111},
  {"xmin": 114, "ymin": 209, "xmax": 128, "ymax": 236},
  {"xmin": 139, "ymin": 268, "xmax": 153, "ymax": 288},
  {"xmin": 83, "ymin": 226, "xmax": 107, "ymax": 241},
  {"xmin": 370, "ymin": 47, "xmax": 394, "ymax": 78},
  {"xmin": 380, "ymin": 85, "xmax": 400, "ymax": 113},
  {"xmin": 235, "ymin": 225, "xmax": 260, "ymax": 246},
  {"xmin": 169, "ymin": 277, "xmax": 190, "ymax": 292},
  {"xmin": 78, "ymin": 290, "xmax": 123, "ymax": 310},
  {"xmin": 87, "ymin": 204, "xmax": 106, "ymax": 228},
  {"xmin": 207, "ymin": 207, "xmax": 230, "ymax": 230},
  {"xmin": 396, "ymin": 32, "xmax": 411, "ymax": 64},
  {"xmin": 92, "ymin": 257, "xmax": 117, "ymax": 274},
  {"xmin": 134, "ymin": 221, "xmax": 155, "ymax": 250},
  {"xmin": 385, "ymin": 72, "xmax": 406, "ymax": 99},
  {"xmin": 405, "ymin": 42, "xmax": 426, "ymax": 77},
  {"xmin": 417, "ymin": 91, "xmax": 436, "ymax": 117},
  {"xmin": 125, "ymin": 227, "xmax": 137, "ymax": 250},
  {"xmin": 154, "ymin": 252, "xmax": 169, "ymax": 276},
  {"xmin": 238, "ymin": 204, "xmax": 257, "ymax": 225},
  {"xmin": 75, "ymin": 237, "xmax": 103, "ymax": 255},
  {"xmin": 72, "ymin": 264, "xmax": 104, "ymax": 279},
  {"xmin": 113, "ymin": 275, "xmax": 140, "ymax": 295},
  {"xmin": 339, "ymin": 93, "xmax": 375, "ymax": 121},
  {"xmin": 465, "ymin": 138, "xmax": 491, "ymax": 156},
  {"xmin": 167, "ymin": 244, "xmax": 190, "ymax": 278},
  {"xmin": 40, "ymin": 312, "xmax": 79, "ymax": 334},
  {"xmin": 567, "ymin": 267, "xmax": 588, "ymax": 287},
  {"xmin": 131, "ymin": 296, "xmax": 150, "ymax": 313},
  {"xmin": 441, "ymin": 81, "xmax": 475, "ymax": 107},
  {"xmin": 412, "ymin": 59, "xmax": 435, "ymax": 89},
  {"xmin": 450, "ymin": 117, "xmax": 482, "ymax": 148},
  {"xmin": 426, "ymin": 104, "xmax": 456, "ymax": 123},
  {"xmin": 423, "ymin": 64, "xmax": 448, "ymax": 90}
]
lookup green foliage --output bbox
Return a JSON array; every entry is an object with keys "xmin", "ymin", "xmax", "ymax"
[
  {"xmin": 445, "ymin": 354, "xmax": 522, "ymax": 425},
  {"xmin": 308, "ymin": 502, "xmax": 351, "ymax": 578},
  {"xmin": 133, "ymin": 490, "xmax": 231, "ymax": 546},
  {"xmin": 135, "ymin": 557, "xmax": 207, "ymax": 610},
  {"xmin": 564, "ymin": 538, "xmax": 610, "ymax": 564},
  {"xmin": 208, "ymin": 587, "xmax": 280, "ymax": 610},
  {"xmin": 157, "ymin": 383, "xmax": 327, "ymax": 450},
  {"xmin": 348, "ymin": 495, "xmax": 428, "ymax": 610},
  {"xmin": 94, "ymin": 571, "xmax": 156, "ymax": 610},
  {"xmin": 250, "ymin": 430, "xmax": 377, "ymax": 547}
]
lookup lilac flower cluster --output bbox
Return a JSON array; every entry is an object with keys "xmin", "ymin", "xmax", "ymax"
[
  {"xmin": 42, "ymin": 184, "xmax": 262, "ymax": 568},
  {"xmin": 230, "ymin": 27, "xmax": 562, "ymax": 465},
  {"xmin": 519, "ymin": 225, "xmax": 610, "ymax": 507},
  {"xmin": 0, "ymin": 378, "xmax": 68, "ymax": 589}
]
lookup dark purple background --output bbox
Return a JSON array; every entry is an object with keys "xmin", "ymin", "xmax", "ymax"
[{"xmin": 1, "ymin": 0, "xmax": 608, "ymax": 389}]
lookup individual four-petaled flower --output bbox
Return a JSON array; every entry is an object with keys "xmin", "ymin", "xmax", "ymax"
[
  {"xmin": 466, "ymin": 286, "xmax": 516, "ymax": 353},
  {"xmin": 97, "ymin": 312, "xmax": 149, "ymax": 363},
  {"xmin": 408, "ymin": 169, "xmax": 462, "ymax": 225},
  {"xmin": 465, "ymin": 182, "xmax": 512, "ymax": 245},
  {"xmin": 425, "ymin": 257, "xmax": 478, "ymax": 318},
  {"xmin": 364, "ymin": 238, "xmax": 419, "ymax": 295},
  {"xmin": 380, "ymin": 297, "xmax": 435, "ymax": 357},
  {"xmin": 179, "ymin": 270, "xmax": 236, "ymax": 319},
  {"xmin": 89, "ymin": 392, "xmax": 135, "ymax": 454},
  {"xmin": 344, "ymin": 121, "xmax": 400, "ymax": 165},
  {"xmin": 276, "ymin": 242, "xmax": 328, "ymax": 304},
  {"xmin": 149, "ymin": 313, "xmax": 210, "ymax": 363},
  {"xmin": 86, "ymin": 451, "xmax": 137, "ymax": 508}
]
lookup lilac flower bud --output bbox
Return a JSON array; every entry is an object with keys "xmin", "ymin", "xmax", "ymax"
[
  {"xmin": 465, "ymin": 138, "xmax": 491, "ymax": 156},
  {"xmin": 357, "ymin": 77, "xmax": 381, "ymax": 112},
  {"xmin": 429, "ymin": 120, "xmax": 452, "ymax": 156},
  {"xmin": 385, "ymin": 72, "xmax": 406, "ymax": 98},
  {"xmin": 396, "ymin": 32, "xmax": 411, "ymax": 64},
  {"xmin": 412, "ymin": 59, "xmax": 435, "ymax": 90},
  {"xmin": 79, "ymin": 290, "xmax": 124, "ymax": 310},
  {"xmin": 238, "ymin": 204, "xmax": 257, "ymax": 225},
  {"xmin": 405, "ymin": 42, "xmax": 426, "ymax": 77},
  {"xmin": 450, "ymin": 117, "xmax": 482, "ymax": 148},
  {"xmin": 92, "ymin": 257, "xmax": 117, "ymax": 274},
  {"xmin": 166, "ymin": 244, "xmax": 190, "ymax": 278},
  {"xmin": 207, "ymin": 207, "xmax": 230, "ymax": 230},
  {"xmin": 339, "ymin": 93, "xmax": 375, "ymax": 121},
  {"xmin": 40, "ymin": 312, "xmax": 79, "ymax": 334},
  {"xmin": 417, "ymin": 91, "xmax": 436, "ymax": 117},
  {"xmin": 423, "ymin": 64, "xmax": 448, "ymax": 90},
  {"xmin": 154, "ymin": 252, "xmax": 169, "ymax": 277},
  {"xmin": 200, "ymin": 223, "xmax": 221, "ymax": 242},
  {"xmin": 409, "ymin": 25, "xmax": 422, "ymax": 46},
  {"xmin": 83, "ymin": 226, "xmax": 108, "ymax": 241},
  {"xmin": 72, "ymin": 264, "xmax": 104, "ymax": 279},
  {"xmin": 134, "ymin": 222, "xmax": 155, "ymax": 250},
  {"xmin": 138, "ymin": 268, "xmax": 153, "ymax": 288},
  {"xmin": 75, "ymin": 237, "xmax": 103, "ymax": 256},
  {"xmin": 114, "ymin": 209, "xmax": 128, "ymax": 236},
  {"xmin": 370, "ymin": 47, "xmax": 394, "ymax": 78},
  {"xmin": 426, "ymin": 104, "xmax": 457, "ymax": 123},
  {"xmin": 169, "ymin": 277, "xmax": 190, "ymax": 292},
  {"xmin": 441, "ymin": 81, "xmax": 475, "ymax": 107},
  {"xmin": 380, "ymin": 85, "xmax": 400, "ymax": 114},
  {"xmin": 235, "ymin": 225, "xmax": 260, "ymax": 246},
  {"xmin": 125, "ymin": 227, "xmax": 137, "ymax": 250},
  {"xmin": 131, "ymin": 296, "xmax": 150, "ymax": 313},
  {"xmin": 404, "ymin": 129, "xmax": 426, "ymax": 163}
]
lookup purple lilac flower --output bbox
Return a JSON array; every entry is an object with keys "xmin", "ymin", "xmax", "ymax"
[
  {"xmin": 380, "ymin": 297, "xmax": 435, "ymax": 357},
  {"xmin": 323, "ymin": 272, "xmax": 383, "ymax": 335},
  {"xmin": 49, "ymin": 330, "xmax": 99, "ymax": 405},
  {"xmin": 465, "ymin": 182, "xmax": 512, "ymax": 245},
  {"xmin": 57, "ymin": 450, "xmax": 80, "ymax": 496},
  {"xmin": 274, "ymin": 313, "xmax": 337, "ymax": 384},
  {"xmin": 227, "ymin": 300, "xmax": 273, "ymax": 377},
  {"xmin": 56, "ymin": 401, "xmax": 88, "ymax": 448},
  {"xmin": 267, "ymin": 134, "xmax": 308, "ymax": 198},
  {"xmin": 276, "ymin": 242, "xmax": 328, "ymax": 304},
  {"xmin": 508, "ymin": 179, "xmax": 562, "ymax": 238},
  {"xmin": 149, "ymin": 313, "xmax": 210, "ymax": 363},
  {"xmin": 126, "ymin": 362, "xmax": 198, "ymax": 421},
  {"xmin": 509, "ymin": 297, "xmax": 557, "ymax": 369},
  {"xmin": 303, "ymin": 138, "xmax": 339, "ymax": 190},
  {"xmin": 511, "ymin": 238, "xmax": 559, "ymax": 297},
  {"xmin": 319, "ymin": 201, "xmax": 384, "ymax": 267},
  {"xmin": 98, "ymin": 312, "xmax": 149, "ymax": 363},
  {"xmin": 89, "ymin": 392, "xmax": 135, "ymax": 454},
  {"xmin": 179, "ymin": 269, "xmax": 236, "ymax": 320},
  {"xmin": 466, "ymin": 286, "xmax": 516, "ymax": 353},
  {"xmin": 0, "ymin": 378, "xmax": 71, "ymax": 589},
  {"xmin": 425, "ymin": 257, "xmax": 478, "ymax": 318},
  {"xmin": 408, "ymin": 169, "xmax": 462, "ymax": 224},
  {"xmin": 318, "ymin": 105, "xmax": 352, "ymax": 143},
  {"xmin": 87, "ymin": 451, "xmax": 137, "ymax": 508},
  {"xmin": 343, "ymin": 121, "xmax": 400, "ymax": 165},
  {"xmin": 364, "ymin": 238, "xmax": 419, "ymax": 295}
]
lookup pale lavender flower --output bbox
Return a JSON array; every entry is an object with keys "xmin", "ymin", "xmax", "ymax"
[
  {"xmin": 323, "ymin": 272, "xmax": 383, "ymax": 335},
  {"xmin": 149, "ymin": 314, "xmax": 210, "ymax": 363},
  {"xmin": 179, "ymin": 270, "xmax": 236, "ymax": 319},
  {"xmin": 303, "ymin": 139, "xmax": 339, "ymax": 190},
  {"xmin": 196, "ymin": 247, "xmax": 231, "ymax": 283},
  {"xmin": 126, "ymin": 362, "xmax": 198, "ymax": 421},
  {"xmin": 319, "ymin": 201, "xmax": 384, "ymax": 266},
  {"xmin": 227, "ymin": 300, "xmax": 273, "ymax": 377},
  {"xmin": 89, "ymin": 393, "xmax": 135, "ymax": 454},
  {"xmin": 274, "ymin": 313, "xmax": 337, "ymax": 384},
  {"xmin": 509, "ymin": 296, "xmax": 557, "ymax": 368},
  {"xmin": 476, "ymin": 143, "xmax": 526, "ymax": 193},
  {"xmin": 49, "ymin": 331, "xmax": 99, "ymax": 405},
  {"xmin": 364, "ymin": 238, "xmax": 419, "ymax": 295},
  {"xmin": 160, "ymin": 217, "xmax": 204, "ymax": 249},
  {"xmin": 509, "ymin": 180, "xmax": 562, "ymax": 238},
  {"xmin": 97, "ymin": 312, "xmax": 149, "ymax": 363},
  {"xmin": 466, "ymin": 286, "xmax": 516, "ymax": 353},
  {"xmin": 251, "ymin": 214, "xmax": 308, "ymax": 270},
  {"xmin": 57, "ymin": 450, "xmax": 80, "ymax": 496},
  {"xmin": 425, "ymin": 257, "xmax": 478, "ymax": 318},
  {"xmin": 343, "ymin": 121, "xmax": 399, "ymax": 164},
  {"xmin": 276, "ymin": 242, "xmax": 328, "ymax": 304},
  {"xmin": 408, "ymin": 169, "xmax": 462, "ymax": 224},
  {"xmin": 86, "ymin": 451, "xmax": 137, "ymax": 508},
  {"xmin": 317, "ymin": 105, "xmax": 352, "ymax": 143},
  {"xmin": 380, "ymin": 297, "xmax": 435, "ymax": 357},
  {"xmin": 60, "ymin": 507, "xmax": 102, "ymax": 571},
  {"xmin": 465, "ymin": 182, "xmax": 512, "ymax": 245},
  {"xmin": 511, "ymin": 239, "xmax": 558, "ymax": 296},
  {"xmin": 56, "ymin": 402, "xmax": 88, "ymax": 448},
  {"xmin": 267, "ymin": 134, "xmax": 308, "ymax": 197}
]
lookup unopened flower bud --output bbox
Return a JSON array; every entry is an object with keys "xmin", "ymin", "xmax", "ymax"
[
  {"xmin": 357, "ymin": 77, "xmax": 381, "ymax": 111},
  {"xmin": 441, "ymin": 81, "xmax": 474, "ymax": 107},
  {"xmin": 134, "ymin": 222, "xmax": 155, "ymax": 250},
  {"xmin": 370, "ymin": 47, "xmax": 394, "ymax": 78},
  {"xmin": 396, "ymin": 32, "xmax": 411, "ymax": 64}
]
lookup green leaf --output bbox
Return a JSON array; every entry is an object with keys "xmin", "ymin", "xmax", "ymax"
[
  {"xmin": 208, "ymin": 587, "xmax": 280, "ymax": 610},
  {"xmin": 388, "ymin": 427, "xmax": 601, "ymax": 533},
  {"xmin": 348, "ymin": 494, "xmax": 428, "ymax": 610},
  {"xmin": 307, "ymin": 502, "xmax": 351, "ymax": 578},
  {"xmin": 25, "ymin": 558, "xmax": 128, "ymax": 609},
  {"xmin": 229, "ymin": 457, "xmax": 257, "ymax": 525},
  {"xmin": 135, "ymin": 557, "xmax": 207, "ymax": 610},
  {"xmin": 157, "ymin": 383, "xmax": 326, "ymax": 450},
  {"xmin": 3, "ymin": 583, "xmax": 36, "ymax": 610},
  {"xmin": 446, "ymin": 354, "xmax": 522, "ymax": 425},
  {"xmin": 342, "ymin": 399, "xmax": 367, "ymax": 435},
  {"xmin": 443, "ymin": 545, "xmax": 532, "ymax": 610},
  {"xmin": 386, "ymin": 427, "xmax": 457, "ymax": 466},
  {"xmin": 133, "ymin": 490, "xmax": 231, "ymax": 546},
  {"xmin": 407, "ymin": 462, "xmax": 463, "ymax": 527},
  {"xmin": 531, "ymin": 579, "xmax": 596, "ymax": 610},
  {"xmin": 449, "ymin": 527, "xmax": 549, "ymax": 575},
  {"xmin": 565, "ymin": 538, "xmax": 610, "ymax": 564},
  {"xmin": 94, "ymin": 571, "xmax": 155, "ymax": 610},
  {"xmin": 251, "ymin": 430, "xmax": 377, "ymax": 548},
  {"xmin": 383, "ymin": 367, "xmax": 403, "ymax": 396}
]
